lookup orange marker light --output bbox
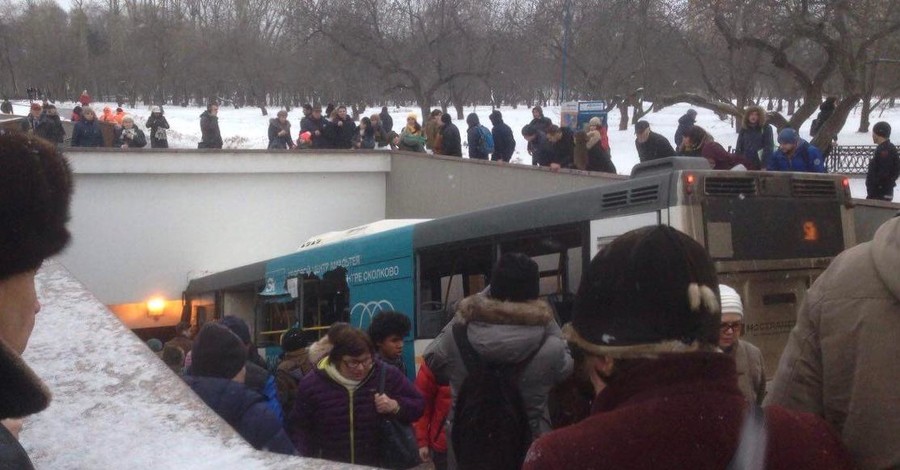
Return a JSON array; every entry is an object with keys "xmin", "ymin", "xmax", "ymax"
[
  {"xmin": 684, "ymin": 173, "xmax": 696, "ymax": 194},
  {"xmin": 803, "ymin": 221, "xmax": 819, "ymax": 242}
]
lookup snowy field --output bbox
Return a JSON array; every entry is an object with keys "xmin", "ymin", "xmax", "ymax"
[{"xmin": 8, "ymin": 100, "xmax": 897, "ymax": 200}]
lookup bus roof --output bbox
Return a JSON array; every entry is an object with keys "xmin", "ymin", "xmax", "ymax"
[{"xmin": 297, "ymin": 219, "xmax": 429, "ymax": 252}]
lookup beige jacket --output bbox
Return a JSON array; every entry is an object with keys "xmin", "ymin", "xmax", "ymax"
[{"xmin": 766, "ymin": 216, "xmax": 900, "ymax": 470}]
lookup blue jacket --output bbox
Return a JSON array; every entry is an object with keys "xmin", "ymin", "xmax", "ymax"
[
  {"xmin": 71, "ymin": 119, "xmax": 105, "ymax": 147},
  {"xmin": 185, "ymin": 376, "xmax": 296, "ymax": 455},
  {"xmin": 767, "ymin": 141, "xmax": 826, "ymax": 173}
]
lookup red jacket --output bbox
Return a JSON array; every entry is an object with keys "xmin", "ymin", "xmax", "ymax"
[
  {"xmin": 78, "ymin": 93, "xmax": 91, "ymax": 106},
  {"xmin": 525, "ymin": 352, "xmax": 854, "ymax": 470},
  {"xmin": 413, "ymin": 362, "xmax": 451, "ymax": 453}
]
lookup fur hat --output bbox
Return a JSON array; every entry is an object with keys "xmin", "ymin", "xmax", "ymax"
[
  {"xmin": 441, "ymin": 113, "xmax": 452, "ymax": 124},
  {"xmin": 150, "ymin": 106, "xmax": 161, "ymax": 113},
  {"xmin": 778, "ymin": 128, "xmax": 799, "ymax": 145},
  {"xmin": 490, "ymin": 253, "xmax": 540, "ymax": 302},
  {"xmin": 564, "ymin": 226, "xmax": 721, "ymax": 359},
  {"xmin": 281, "ymin": 327, "xmax": 315, "ymax": 352},
  {"xmin": 219, "ymin": 316, "xmax": 251, "ymax": 345},
  {"xmin": 191, "ymin": 323, "xmax": 247, "ymax": 379},
  {"xmin": 0, "ymin": 133, "xmax": 73, "ymax": 281},
  {"xmin": 874, "ymin": 121, "xmax": 892, "ymax": 139},
  {"xmin": 719, "ymin": 284, "xmax": 743, "ymax": 318},
  {"xmin": 589, "ymin": 117, "xmax": 603, "ymax": 128}
]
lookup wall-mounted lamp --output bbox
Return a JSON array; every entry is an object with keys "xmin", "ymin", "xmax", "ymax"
[{"xmin": 147, "ymin": 298, "xmax": 166, "ymax": 320}]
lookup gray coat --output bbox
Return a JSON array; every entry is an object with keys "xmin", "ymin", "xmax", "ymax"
[
  {"xmin": 728, "ymin": 339, "xmax": 765, "ymax": 405},
  {"xmin": 766, "ymin": 216, "xmax": 900, "ymax": 470},
  {"xmin": 424, "ymin": 294, "xmax": 573, "ymax": 446}
]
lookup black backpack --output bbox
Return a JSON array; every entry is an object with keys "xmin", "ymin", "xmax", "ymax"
[{"xmin": 451, "ymin": 323, "xmax": 546, "ymax": 470}]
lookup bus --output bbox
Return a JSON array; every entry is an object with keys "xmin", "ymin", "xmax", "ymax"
[{"xmin": 184, "ymin": 157, "xmax": 857, "ymax": 377}]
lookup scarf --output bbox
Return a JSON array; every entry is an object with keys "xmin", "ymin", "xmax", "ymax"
[{"xmin": 323, "ymin": 358, "xmax": 362, "ymax": 391}]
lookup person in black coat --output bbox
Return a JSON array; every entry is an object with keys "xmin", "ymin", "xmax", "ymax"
[
  {"xmin": 380, "ymin": 106, "xmax": 393, "ymax": 134},
  {"xmin": 36, "ymin": 105, "xmax": 65, "ymax": 144},
  {"xmin": 674, "ymin": 109, "xmax": 697, "ymax": 148},
  {"xmin": 186, "ymin": 323, "xmax": 295, "ymax": 455},
  {"xmin": 114, "ymin": 116, "xmax": 147, "ymax": 148},
  {"xmin": 439, "ymin": 113, "xmax": 462, "ymax": 157},
  {"xmin": 199, "ymin": 103, "xmax": 223, "ymax": 149},
  {"xmin": 734, "ymin": 106, "xmax": 772, "ymax": 169},
  {"xmin": 634, "ymin": 120, "xmax": 675, "ymax": 163},
  {"xmin": 489, "ymin": 110, "xmax": 515, "ymax": 162},
  {"xmin": 71, "ymin": 106, "xmax": 105, "ymax": 147},
  {"xmin": 530, "ymin": 106, "xmax": 552, "ymax": 134},
  {"xmin": 547, "ymin": 125, "xmax": 575, "ymax": 168},
  {"xmin": 810, "ymin": 97, "xmax": 837, "ymax": 137},
  {"xmin": 145, "ymin": 106, "xmax": 170, "ymax": 149},
  {"xmin": 301, "ymin": 107, "xmax": 330, "ymax": 149},
  {"xmin": 466, "ymin": 113, "xmax": 489, "ymax": 160},
  {"xmin": 324, "ymin": 106, "xmax": 357, "ymax": 149},
  {"xmin": 268, "ymin": 110, "xmax": 295, "ymax": 149},
  {"xmin": 523, "ymin": 124, "xmax": 556, "ymax": 167},
  {"xmin": 866, "ymin": 121, "xmax": 900, "ymax": 201}
]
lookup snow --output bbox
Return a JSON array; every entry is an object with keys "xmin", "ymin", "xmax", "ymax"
[
  {"xmin": 20, "ymin": 261, "xmax": 370, "ymax": 469},
  {"xmin": 7, "ymin": 99, "xmax": 898, "ymax": 201}
]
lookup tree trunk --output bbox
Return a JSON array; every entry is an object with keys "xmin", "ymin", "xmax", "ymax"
[
  {"xmin": 858, "ymin": 95, "xmax": 872, "ymax": 133},
  {"xmin": 617, "ymin": 100, "xmax": 629, "ymax": 131},
  {"xmin": 787, "ymin": 99, "xmax": 795, "ymax": 115}
]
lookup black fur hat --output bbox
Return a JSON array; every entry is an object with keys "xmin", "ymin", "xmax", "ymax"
[
  {"xmin": 564, "ymin": 226, "xmax": 721, "ymax": 358},
  {"xmin": 0, "ymin": 132, "xmax": 73, "ymax": 280}
]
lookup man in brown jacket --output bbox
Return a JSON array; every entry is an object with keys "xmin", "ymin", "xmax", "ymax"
[
  {"xmin": 424, "ymin": 109, "xmax": 442, "ymax": 151},
  {"xmin": 767, "ymin": 216, "xmax": 900, "ymax": 470}
]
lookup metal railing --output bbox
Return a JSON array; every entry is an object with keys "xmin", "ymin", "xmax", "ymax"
[{"xmin": 827, "ymin": 145, "xmax": 875, "ymax": 175}]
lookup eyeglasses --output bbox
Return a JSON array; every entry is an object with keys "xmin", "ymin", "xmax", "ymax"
[
  {"xmin": 342, "ymin": 357, "xmax": 373, "ymax": 370},
  {"xmin": 720, "ymin": 322, "xmax": 743, "ymax": 333}
]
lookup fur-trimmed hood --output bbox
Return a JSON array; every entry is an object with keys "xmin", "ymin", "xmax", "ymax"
[
  {"xmin": 742, "ymin": 105, "xmax": 767, "ymax": 129},
  {"xmin": 0, "ymin": 338, "xmax": 51, "ymax": 420},
  {"xmin": 456, "ymin": 294, "xmax": 556, "ymax": 364},
  {"xmin": 457, "ymin": 294, "xmax": 554, "ymax": 327}
]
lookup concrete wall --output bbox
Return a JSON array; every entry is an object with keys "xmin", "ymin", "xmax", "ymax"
[
  {"xmin": 386, "ymin": 152, "xmax": 625, "ymax": 218},
  {"xmin": 58, "ymin": 149, "xmax": 622, "ymax": 309},
  {"xmin": 61, "ymin": 149, "xmax": 390, "ymax": 305}
]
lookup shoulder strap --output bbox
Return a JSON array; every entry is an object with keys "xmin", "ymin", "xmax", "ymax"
[
  {"xmin": 378, "ymin": 361, "xmax": 386, "ymax": 394},
  {"xmin": 726, "ymin": 404, "xmax": 767, "ymax": 470},
  {"xmin": 453, "ymin": 322, "xmax": 481, "ymax": 374}
]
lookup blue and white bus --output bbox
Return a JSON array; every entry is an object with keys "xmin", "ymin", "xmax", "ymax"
[{"xmin": 184, "ymin": 158, "xmax": 861, "ymax": 377}]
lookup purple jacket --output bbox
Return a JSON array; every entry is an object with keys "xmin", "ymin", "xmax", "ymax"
[{"xmin": 288, "ymin": 360, "xmax": 424, "ymax": 466}]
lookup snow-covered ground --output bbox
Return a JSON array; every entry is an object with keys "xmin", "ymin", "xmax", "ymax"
[{"xmin": 8, "ymin": 100, "xmax": 896, "ymax": 200}]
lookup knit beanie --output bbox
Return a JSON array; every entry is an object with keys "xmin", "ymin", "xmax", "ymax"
[
  {"xmin": 490, "ymin": 253, "xmax": 540, "ymax": 303},
  {"xmin": 564, "ymin": 226, "xmax": 721, "ymax": 358},
  {"xmin": 191, "ymin": 323, "xmax": 247, "ymax": 379},
  {"xmin": 0, "ymin": 133, "xmax": 73, "ymax": 281},
  {"xmin": 220, "ymin": 316, "xmax": 251, "ymax": 345},
  {"xmin": 718, "ymin": 285, "xmax": 743, "ymax": 318},
  {"xmin": 778, "ymin": 128, "xmax": 799, "ymax": 144},
  {"xmin": 874, "ymin": 121, "xmax": 892, "ymax": 139},
  {"xmin": 441, "ymin": 113, "xmax": 452, "ymax": 124}
]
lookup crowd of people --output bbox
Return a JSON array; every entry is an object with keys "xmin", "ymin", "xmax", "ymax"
[
  {"xmin": 3, "ymin": 94, "xmax": 898, "ymax": 198},
  {"xmin": 1, "ymin": 125, "xmax": 900, "ymax": 469}
]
